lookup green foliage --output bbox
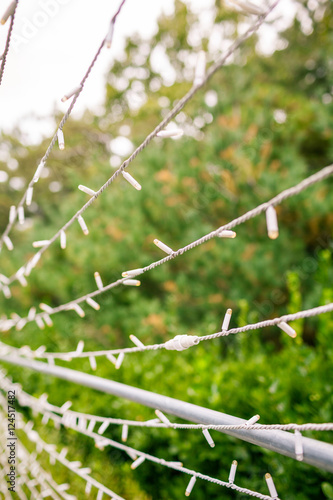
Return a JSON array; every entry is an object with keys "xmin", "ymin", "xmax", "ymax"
[
  {"xmin": 323, "ymin": 482, "xmax": 333, "ymax": 499},
  {"xmin": 0, "ymin": 1, "xmax": 332, "ymax": 498}
]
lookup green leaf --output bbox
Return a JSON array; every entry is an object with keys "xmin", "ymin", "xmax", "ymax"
[{"xmin": 322, "ymin": 483, "xmax": 333, "ymax": 499}]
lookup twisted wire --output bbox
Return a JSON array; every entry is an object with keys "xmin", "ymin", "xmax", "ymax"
[
  {"xmin": 0, "ymin": 0, "xmax": 127, "ymax": 250},
  {"xmin": 1, "ymin": 372, "xmax": 331, "ymax": 434},
  {"xmin": 1, "ymin": 0, "xmax": 279, "ymax": 284},
  {"xmin": 1, "ymin": 165, "xmax": 332, "ymax": 331},
  {"xmin": 11, "ymin": 400, "xmax": 276, "ymax": 500},
  {"xmin": 0, "ymin": 0, "xmax": 19, "ymax": 86}
]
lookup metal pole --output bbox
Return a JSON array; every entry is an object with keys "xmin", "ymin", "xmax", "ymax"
[{"xmin": 1, "ymin": 355, "xmax": 332, "ymax": 473}]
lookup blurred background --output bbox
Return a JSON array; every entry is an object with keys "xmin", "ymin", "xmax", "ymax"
[{"xmin": 0, "ymin": 0, "xmax": 332, "ymax": 498}]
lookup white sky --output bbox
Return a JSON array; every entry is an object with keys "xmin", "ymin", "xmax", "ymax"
[{"xmin": 0, "ymin": 0, "xmax": 298, "ymax": 143}]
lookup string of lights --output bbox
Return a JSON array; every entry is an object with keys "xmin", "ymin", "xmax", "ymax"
[
  {"xmin": 0, "ymin": 165, "xmax": 332, "ymax": 333},
  {"xmin": 0, "ymin": 392, "xmax": 124, "ymax": 500},
  {"xmin": 0, "ymin": 423, "xmax": 73, "ymax": 500},
  {"xmin": 0, "ymin": 303, "xmax": 332, "ymax": 372},
  {"xmin": 0, "ymin": 1, "xmax": 331, "ymax": 498},
  {"xmin": 0, "ymin": 0, "xmax": 18, "ymax": 85},
  {"xmin": 0, "ymin": 0, "xmax": 127, "ymax": 252},
  {"xmin": 1, "ymin": 370, "xmax": 331, "ymax": 438},
  {"xmin": 0, "ymin": 0, "xmax": 279, "ymax": 286},
  {"xmin": 0, "ymin": 387, "xmax": 278, "ymax": 500}
]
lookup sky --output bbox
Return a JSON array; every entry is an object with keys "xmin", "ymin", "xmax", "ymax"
[{"xmin": 0, "ymin": 0, "xmax": 300, "ymax": 144}]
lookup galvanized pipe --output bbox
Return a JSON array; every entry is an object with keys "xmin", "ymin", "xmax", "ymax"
[{"xmin": 1, "ymin": 355, "xmax": 332, "ymax": 472}]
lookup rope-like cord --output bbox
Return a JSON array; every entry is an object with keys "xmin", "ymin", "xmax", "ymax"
[
  {"xmin": 0, "ymin": 0, "xmax": 19, "ymax": 86},
  {"xmin": 0, "ymin": 429, "xmax": 67, "ymax": 500},
  {"xmin": 0, "ymin": 392, "xmax": 124, "ymax": 500},
  {"xmin": 1, "ymin": 164, "xmax": 332, "ymax": 331},
  {"xmin": 0, "ymin": 393, "xmax": 276, "ymax": 500},
  {"xmin": 1, "ymin": 372, "xmax": 331, "ymax": 434},
  {"xmin": 0, "ymin": 0, "xmax": 127, "ymax": 249},
  {"xmin": 0, "ymin": 303, "xmax": 332, "ymax": 360},
  {"xmin": 199, "ymin": 302, "xmax": 333, "ymax": 340},
  {"xmin": 1, "ymin": 1, "xmax": 279, "ymax": 282}
]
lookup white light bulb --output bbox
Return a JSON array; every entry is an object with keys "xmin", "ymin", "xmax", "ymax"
[
  {"xmin": 246, "ymin": 414, "xmax": 260, "ymax": 426},
  {"xmin": 60, "ymin": 230, "xmax": 66, "ymax": 249},
  {"xmin": 122, "ymin": 268, "xmax": 144, "ymax": 278},
  {"xmin": 78, "ymin": 215, "xmax": 89, "ymax": 235},
  {"xmin": 265, "ymin": 473, "xmax": 278, "ymax": 499},
  {"xmin": 32, "ymin": 240, "xmax": 49, "ymax": 248},
  {"xmin": 155, "ymin": 409, "xmax": 170, "ymax": 425},
  {"xmin": 35, "ymin": 316, "xmax": 45, "ymax": 330},
  {"xmin": 129, "ymin": 335, "xmax": 144, "ymax": 348},
  {"xmin": 61, "ymin": 85, "xmax": 82, "ymax": 103},
  {"xmin": 76, "ymin": 341, "xmax": 84, "ymax": 354},
  {"xmin": 86, "ymin": 297, "xmax": 100, "ymax": 310},
  {"xmin": 60, "ymin": 401, "xmax": 72, "ymax": 412},
  {"xmin": 107, "ymin": 353, "xmax": 117, "ymax": 365},
  {"xmin": 33, "ymin": 160, "xmax": 45, "ymax": 183},
  {"xmin": 122, "ymin": 171, "xmax": 142, "ymax": 191},
  {"xmin": 229, "ymin": 0, "xmax": 264, "ymax": 15},
  {"xmin": 30, "ymin": 252, "xmax": 42, "ymax": 269},
  {"xmin": 78, "ymin": 185, "xmax": 96, "ymax": 197},
  {"xmin": 131, "ymin": 456, "xmax": 145, "ymax": 470},
  {"xmin": 71, "ymin": 303, "xmax": 85, "ymax": 318},
  {"xmin": 153, "ymin": 239, "xmax": 173, "ymax": 255},
  {"xmin": 89, "ymin": 356, "xmax": 97, "ymax": 371},
  {"xmin": 123, "ymin": 279, "xmax": 141, "ymax": 287},
  {"xmin": 98, "ymin": 421, "xmax": 109, "ymax": 435},
  {"xmin": 1, "ymin": 1, "xmax": 16, "ymax": 25},
  {"xmin": 115, "ymin": 352, "xmax": 124, "ymax": 369},
  {"xmin": 94, "ymin": 272, "xmax": 104, "ymax": 290},
  {"xmin": 57, "ymin": 129, "xmax": 65, "ymax": 150},
  {"xmin": 9, "ymin": 206, "xmax": 16, "ymax": 224},
  {"xmin": 202, "ymin": 429, "xmax": 215, "ymax": 448},
  {"xmin": 228, "ymin": 460, "xmax": 238, "ymax": 483},
  {"xmin": 3, "ymin": 235, "xmax": 13, "ymax": 251},
  {"xmin": 18, "ymin": 206, "xmax": 25, "ymax": 224},
  {"xmin": 39, "ymin": 303, "xmax": 53, "ymax": 314},
  {"xmin": 26, "ymin": 187, "xmax": 33, "ymax": 206},
  {"xmin": 218, "ymin": 230, "xmax": 236, "ymax": 239},
  {"xmin": 42, "ymin": 314, "xmax": 53, "ymax": 327},
  {"xmin": 194, "ymin": 51, "xmax": 206, "ymax": 86},
  {"xmin": 277, "ymin": 321, "xmax": 297, "ymax": 338},
  {"xmin": 121, "ymin": 424, "xmax": 128, "ymax": 442},
  {"xmin": 266, "ymin": 206, "xmax": 279, "ymax": 239},
  {"xmin": 16, "ymin": 272, "xmax": 28, "ymax": 287},
  {"xmin": 28, "ymin": 307, "xmax": 36, "ymax": 321},
  {"xmin": 87, "ymin": 420, "xmax": 96, "ymax": 433},
  {"xmin": 105, "ymin": 20, "xmax": 114, "ymax": 48},
  {"xmin": 185, "ymin": 476, "xmax": 196, "ymax": 496},
  {"xmin": 156, "ymin": 129, "xmax": 183, "ymax": 138},
  {"xmin": 221, "ymin": 308, "xmax": 232, "ymax": 331},
  {"xmin": 295, "ymin": 430, "xmax": 303, "ymax": 461}
]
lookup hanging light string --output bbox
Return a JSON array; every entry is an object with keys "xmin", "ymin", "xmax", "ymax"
[
  {"xmin": 0, "ymin": 0, "xmax": 279, "ymax": 278},
  {"xmin": 0, "ymin": 419, "xmax": 76, "ymax": 500},
  {"xmin": 198, "ymin": 302, "xmax": 333, "ymax": 341},
  {"xmin": 0, "ymin": 372, "xmax": 331, "ymax": 437},
  {"xmin": 0, "ymin": 386, "xmax": 277, "ymax": 500},
  {"xmin": 0, "ymin": 0, "xmax": 127, "ymax": 252},
  {"xmin": 0, "ymin": 1, "xmax": 19, "ymax": 86},
  {"xmin": 1, "ymin": 163, "xmax": 332, "ymax": 329},
  {"xmin": 0, "ymin": 303, "xmax": 332, "ymax": 370},
  {"xmin": 0, "ymin": 393, "xmax": 125, "ymax": 500},
  {"xmin": 0, "ymin": 418, "xmax": 73, "ymax": 500},
  {"xmin": 0, "ymin": 407, "xmax": 72, "ymax": 500},
  {"xmin": 45, "ymin": 412, "xmax": 281, "ymax": 500},
  {"xmin": 0, "ymin": 443, "xmax": 33, "ymax": 500}
]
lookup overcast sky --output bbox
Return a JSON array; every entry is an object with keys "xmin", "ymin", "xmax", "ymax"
[{"xmin": 0, "ymin": 0, "xmax": 299, "ymax": 143}]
